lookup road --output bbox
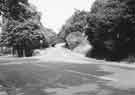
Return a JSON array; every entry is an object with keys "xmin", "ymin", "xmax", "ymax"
[{"xmin": 0, "ymin": 47, "xmax": 135, "ymax": 95}]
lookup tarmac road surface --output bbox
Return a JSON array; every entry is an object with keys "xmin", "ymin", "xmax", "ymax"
[{"xmin": 0, "ymin": 47, "xmax": 135, "ymax": 95}]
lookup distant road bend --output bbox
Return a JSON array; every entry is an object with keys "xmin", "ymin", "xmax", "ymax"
[{"xmin": 35, "ymin": 44, "xmax": 93, "ymax": 64}]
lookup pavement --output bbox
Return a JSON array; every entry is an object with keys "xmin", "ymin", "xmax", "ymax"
[{"xmin": 0, "ymin": 47, "xmax": 135, "ymax": 95}]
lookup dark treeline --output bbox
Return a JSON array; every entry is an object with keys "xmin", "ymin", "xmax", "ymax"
[
  {"xmin": 59, "ymin": 0, "xmax": 135, "ymax": 61},
  {"xmin": 86, "ymin": 0, "xmax": 135, "ymax": 61},
  {"xmin": 1, "ymin": 0, "xmax": 135, "ymax": 61},
  {"xmin": 0, "ymin": 0, "xmax": 56, "ymax": 57}
]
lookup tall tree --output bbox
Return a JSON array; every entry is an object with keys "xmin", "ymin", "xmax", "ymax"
[
  {"xmin": 0, "ymin": 0, "xmax": 47, "ymax": 57},
  {"xmin": 86, "ymin": 0, "xmax": 135, "ymax": 60},
  {"xmin": 58, "ymin": 10, "xmax": 89, "ymax": 40},
  {"xmin": 0, "ymin": 0, "xmax": 28, "ymax": 18}
]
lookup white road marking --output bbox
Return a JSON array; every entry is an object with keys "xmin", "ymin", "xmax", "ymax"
[
  {"xmin": 65, "ymin": 69, "xmax": 118, "ymax": 82},
  {"xmin": 0, "ymin": 60, "xmax": 118, "ymax": 82}
]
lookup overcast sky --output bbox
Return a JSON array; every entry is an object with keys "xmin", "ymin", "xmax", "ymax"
[{"xmin": 29, "ymin": 0, "xmax": 95, "ymax": 33}]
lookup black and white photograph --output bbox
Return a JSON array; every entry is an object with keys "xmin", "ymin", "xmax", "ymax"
[{"xmin": 0, "ymin": 0, "xmax": 135, "ymax": 95}]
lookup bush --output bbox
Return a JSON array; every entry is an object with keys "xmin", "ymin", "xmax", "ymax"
[{"xmin": 66, "ymin": 32, "xmax": 85, "ymax": 49}]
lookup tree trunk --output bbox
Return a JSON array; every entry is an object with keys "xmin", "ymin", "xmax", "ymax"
[
  {"xmin": 12, "ymin": 47, "xmax": 17, "ymax": 56},
  {"xmin": 24, "ymin": 47, "xmax": 33, "ymax": 57},
  {"xmin": 16, "ymin": 47, "xmax": 23, "ymax": 57}
]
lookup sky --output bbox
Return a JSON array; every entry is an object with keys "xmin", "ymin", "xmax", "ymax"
[{"xmin": 29, "ymin": 0, "xmax": 95, "ymax": 33}]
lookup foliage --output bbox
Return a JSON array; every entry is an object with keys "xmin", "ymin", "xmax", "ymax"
[
  {"xmin": 0, "ymin": 0, "xmax": 28, "ymax": 19},
  {"xmin": 58, "ymin": 10, "xmax": 89, "ymax": 40},
  {"xmin": 0, "ymin": 0, "xmax": 50, "ymax": 57},
  {"xmin": 41, "ymin": 27, "xmax": 57, "ymax": 46},
  {"xmin": 86, "ymin": 0, "xmax": 135, "ymax": 61},
  {"xmin": 66, "ymin": 31, "xmax": 85, "ymax": 49},
  {"xmin": 0, "ymin": 19, "xmax": 44, "ymax": 47},
  {"xmin": 0, "ymin": 1, "xmax": 45, "ymax": 47}
]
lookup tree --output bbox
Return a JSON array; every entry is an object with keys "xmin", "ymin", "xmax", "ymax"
[
  {"xmin": 58, "ymin": 10, "xmax": 89, "ymax": 40},
  {"xmin": 39, "ymin": 25, "xmax": 57, "ymax": 46},
  {"xmin": 0, "ymin": 0, "xmax": 48, "ymax": 57},
  {"xmin": 86, "ymin": 0, "xmax": 135, "ymax": 60},
  {"xmin": 0, "ymin": 0, "xmax": 28, "ymax": 18}
]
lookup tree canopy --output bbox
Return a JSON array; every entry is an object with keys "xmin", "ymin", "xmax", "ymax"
[
  {"xmin": 0, "ymin": 0, "xmax": 43, "ymax": 46},
  {"xmin": 0, "ymin": 0, "xmax": 29, "ymax": 19},
  {"xmin": 86, "ymin": 0, "xmax": 135, "ymax": 60},
  {"xmin": 0, "ymin": 0, "xmax": 52, "ymax": 56},
  {"xmin": 58, "ymin": 10, "xmax": 89, "ymax": 40}
]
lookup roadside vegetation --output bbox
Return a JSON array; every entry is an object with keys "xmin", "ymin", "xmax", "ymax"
[
  {"xmin": 58, "ymin": 0, "xmax": 135, "ymax": 62},
  {"xmin": 0, "ymin": 0, "xmax": 135, "ymax": 61},
  {"xmin": 0, "ymin": 0, "xmax": 135, "ymax": 94},
  {"xmin": 0, "ymin": 0, "xmax": 56, "ymax": 57}
]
